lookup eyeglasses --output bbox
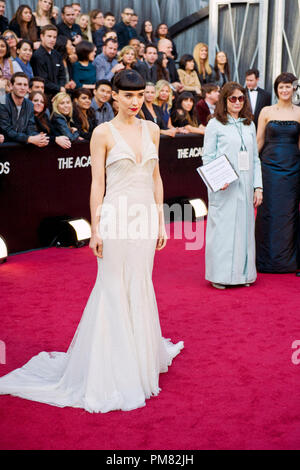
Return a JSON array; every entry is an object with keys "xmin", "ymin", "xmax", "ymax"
[
  {"xmin": 4, "ymin": 35, "xmax": 15, "ymax": 40},
  {"xmin": 227, "ymin": 95, "xmax": 245, "ymax": 103}
]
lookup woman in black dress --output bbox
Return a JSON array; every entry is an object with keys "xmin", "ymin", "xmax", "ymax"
[
  {"xmin": 255, "ymin": 73, "xmax": 300, "ymax": 273},
  {"xmin": 142, "ymin": 82, "xmax": 177, "ymax": 137},
  {"xmin": 72, "ymin": 88, "xmax": 97, "ymax": 141}
]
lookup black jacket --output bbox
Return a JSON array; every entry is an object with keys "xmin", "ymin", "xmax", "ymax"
[
  {"xmin": 115, "ymin": 21, "xmax": 137, "ymax": 49},
  {"xmin": 141, "ymin": 103, "xmax": 167, "ymax": 130},
  {"xmin": 57, "ymin": 22, "xmax": 82, "ymax": 42},
  {"xmin": 72, "ymin": 107, "xmax": 97, "ymax": 141},
  {"xmin": 167, "ymin": 58, "xmax": 179, "ymax": 83},
  {"xmin": 0, "ymin": 15, "xmax": 8, "ymax": 34},
  {"xmin": 31, "ymin": 46, "xmax": 66, "ymax": 96},
  {"xmin": 50, "ymin": 113, "xmax": 79, "ymax": 142},
  {"xmin": 0, "ymin": 93, "xmax": 38, "ymax": 143},
  {"xmin": 246, "ymin": 87, "xmax": 271, "ymax": 127}
]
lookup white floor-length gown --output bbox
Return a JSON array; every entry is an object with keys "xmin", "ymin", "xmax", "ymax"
[{"xmin": 0, "ymin": 120, "xmax": 183, "ymax": 413}]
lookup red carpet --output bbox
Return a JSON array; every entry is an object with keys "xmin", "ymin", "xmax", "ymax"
[{"xmin": 1, "ymin": 221, "xmax": 300, "ymax": 450}]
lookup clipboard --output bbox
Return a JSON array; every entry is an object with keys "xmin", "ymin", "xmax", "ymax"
[{"xmin": 197, "ymin": 154, "xmax": 239, "ymax": 192}]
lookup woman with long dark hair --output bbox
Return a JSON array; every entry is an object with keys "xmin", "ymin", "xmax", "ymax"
[
  {"xmin": 72, "ymin": 88, "xmax": 97, "ymax": 141},
  {"xmin": 0, "ymin": 36, "xmax": 14, "ymax": 80},
  {"xmin": 213, "ymin": 51, "xmax": 230, "ymax": 88},
  {"xmin": 203, "ymin": 81, "xmax": 263, "ymax": 289},
  {"xmin": 156, "ymin": 51, "xmax": 170, "ymax": 82},
  {"xmin": 255, "ymin": 72, "xmax": 300, "ymax": 273},
  {"xmin": 55, "ymin": 35, "xmax": 77, "ymax": 91},
  {"xmin": 140, "ymin": 20, "xmax": 155, "ymax": 45},
  {"xmin": 9, "ymin": 5, "xmax": 39, "ymax": 49},
  {"xmin": 177, "ymin": 54, "xmax": 201, "ymax": 96},
  {"xmin": 0, "ymin": 70, "xmax": 183, "ymax": 413},
  {"xmin": 171, "ymin": 91, "xmax": 205, "ymax": 134}
]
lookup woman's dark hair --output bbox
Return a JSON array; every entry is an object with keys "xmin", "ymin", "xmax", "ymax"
[
  {"xmin": 75, "ymin": 40, "xmax": 95, "ymax": 62},
  {"xmin": 274, "ymin": 72, "xmax": 297, "ymax": 98},
  {"xmin": 55, "ymin": 35, "xmax": 69, "ymax": 60},
  {"xmin": 178, "ymin": 54, "xmax": 196, "ymax": 70},
  {"xmin": 140, "ymin": 20, "xmax": 155, "ymax": 43},
  {"xmin": 29, "ymin": 90, "xmax": 50, "ymax": 133},
  {"xmin": 214, "ymin": 51, "xmax": 231, "ymax": 81},
  {"xmin": 173, "ymin": 91, "xmax": 198, "ymax": 127},
  {"xmin": 213, "ymin": 81, "xmax": 253, "ymax": 125},
  {"xmin": 16, "ymin": 38, "xmax": 33, "ymax": 52},
  {"xmin": 112, "ymin": 69, "xmax": 146, "ymax": 92},
  {"xmin": 154, "ymin": 23, "xmax": 170, "ymax": 39},
  {"xmin": 156, "ymin": 51, "xmax": 170, "ymax": 81},
  {"xmin": 73, "ymin": 87, "xmax": 94, "ymax": 132},
  {"xmin": 11, "ymin": 5, "xmax": 38, "ymax": 42},
  {"xmin": 0, "ymin": 36, "xmax": 10, "ymax": 59}
]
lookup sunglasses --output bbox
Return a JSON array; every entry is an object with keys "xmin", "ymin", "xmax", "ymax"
[
  {"xmin": 4, "ymin": 35, "xmax": 15, "ymax": 40},
  {"xmin": 227, "ymin": 95, "xmax": 245, "ymax": 103}
]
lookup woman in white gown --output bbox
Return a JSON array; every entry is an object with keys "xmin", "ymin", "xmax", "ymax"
[{"xmin": 0, "ymin": 70, "xmax": 183, "ymax": 413}]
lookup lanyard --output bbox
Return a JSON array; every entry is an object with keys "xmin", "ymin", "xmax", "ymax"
[{"xmin": 233, "ymin": 120, "xmax": 247, "ymax": 151}]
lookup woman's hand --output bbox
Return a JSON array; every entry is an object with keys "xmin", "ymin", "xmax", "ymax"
[
  {"xmin": 163, "ymin": 127, "xmax": 177, "ymax": 138},
  {"xmin": 55, "ymin": 136, "xmax": 72, "ymax": 149},
  {"xmin": 89, "ymin": 233, "xmax": 103, "ymax": 258},
  {"xmin": 156, "ymin": 225, "xmax": 168, "ymax": 251},
  {"xmin": 220, "ymin": 183, "xmax": 229, "ymax": 191},
  {"xmin": 253, "ymin": 189, "xmax": 263, "ymax": 207}
]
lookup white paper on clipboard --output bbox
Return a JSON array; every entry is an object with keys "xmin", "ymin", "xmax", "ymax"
[{"xmin": 197, "ymin": 154, "xmax": 238, "ymax": 192}]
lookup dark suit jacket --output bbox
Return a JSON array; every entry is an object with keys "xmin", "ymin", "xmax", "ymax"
[
  {"xmin": 135, "ymin": 61, "xmax": 157, "ymax": 83},
  {"xmin": 115, "ymin": 21, "xmax": 137, "ymax": 49},
  {"xmin": 31, "ymin": 46, "xmax": 66, "ymax": 96},
  {"xmin": 196, "ymin": 99, "xmax": 211, "ymax": 126},
  {"xmin": 247, "ymin": 87, "xmax": 271, "ymax": 127},
  {"xmin": 167, "ymin": 58, "xmax": 179, "ymax": 83},
  {"xmin": 0, "ymin": 15, "xmax": 8, "ymax": 34},
  {"xmin": 57, "ymin": 22, "xmax": 82, "ymax": 42}
]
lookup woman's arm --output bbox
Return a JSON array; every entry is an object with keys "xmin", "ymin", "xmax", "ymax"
[
  {"xmin": 89, "ymin": 124, "xmax": 107, "ymax": 257},
  {"xmin": 150, "ymin": 122, "xmax": 167, "ymax": 250},
  {"xmin": 256, "ymin": 106, "xmax": 269, "ymax": 153}
]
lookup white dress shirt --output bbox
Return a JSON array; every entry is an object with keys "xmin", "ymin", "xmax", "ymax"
[{"xmin": 248, "ymin": 88, "xmax": 258, "ymax": 113}]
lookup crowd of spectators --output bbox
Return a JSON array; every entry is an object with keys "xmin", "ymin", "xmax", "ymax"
[{"xmin": 0, "ymin": 1, "xmax": 271, "ymax": 148}]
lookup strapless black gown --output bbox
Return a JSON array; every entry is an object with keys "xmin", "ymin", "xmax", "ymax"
[{"xmin": 256, "ymin": 120, "xmax": 300, "ymax": 272}]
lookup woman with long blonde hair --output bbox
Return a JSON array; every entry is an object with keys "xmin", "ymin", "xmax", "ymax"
[
  {"xmin": 76, "ymin": 13, "xmax": 93, "ymax": 42},
  {"xmin": 193, "ymin": 42, "xmax": 214, "ymax": 85},
  {"xmin": 154, "ymin": 79, "xmax": 174, "ymax": 129},
  {"xmin": 34, "ymin": 0, "xmax": 55, "ymax": 29},
  {"xmin": 50, "ymin": 92, "xmax": 80, "ymax": 142}
]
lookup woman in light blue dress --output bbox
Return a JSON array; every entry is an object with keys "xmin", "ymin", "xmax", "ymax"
[{"xmin": 202, "ymin": 82, "xmax": 263, "ymax": 289}]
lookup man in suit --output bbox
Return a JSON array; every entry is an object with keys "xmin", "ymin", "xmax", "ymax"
[
  {"xmin": 196, "ymin": 83, "xmax": 220, "ymax": 126},
  {"xmin": 0, "ymin": 0, "xmax": 8, "ymax": 35},
  {"xmin": 115, "ymin": 7, "xmax": 137, "ymax": 50},
  {"xmin": 57, "ymin": 5, "xmax": 82, "ymax": 45},
  {"xmin": 136, "ymin": 44, "xmax": 158, "ymax": 82},
  {"xmin": 245, "ymin": 69, "xmax": 271, "ymax": 127},
  {"xmin": 31, "ymin": 25, "xmax": 66, "ymax": 97}
]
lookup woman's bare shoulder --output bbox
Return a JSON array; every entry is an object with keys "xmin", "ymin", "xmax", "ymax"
[{"xmin": 92, "ymin": 122, "xmax": 110, "ymax": 138}]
